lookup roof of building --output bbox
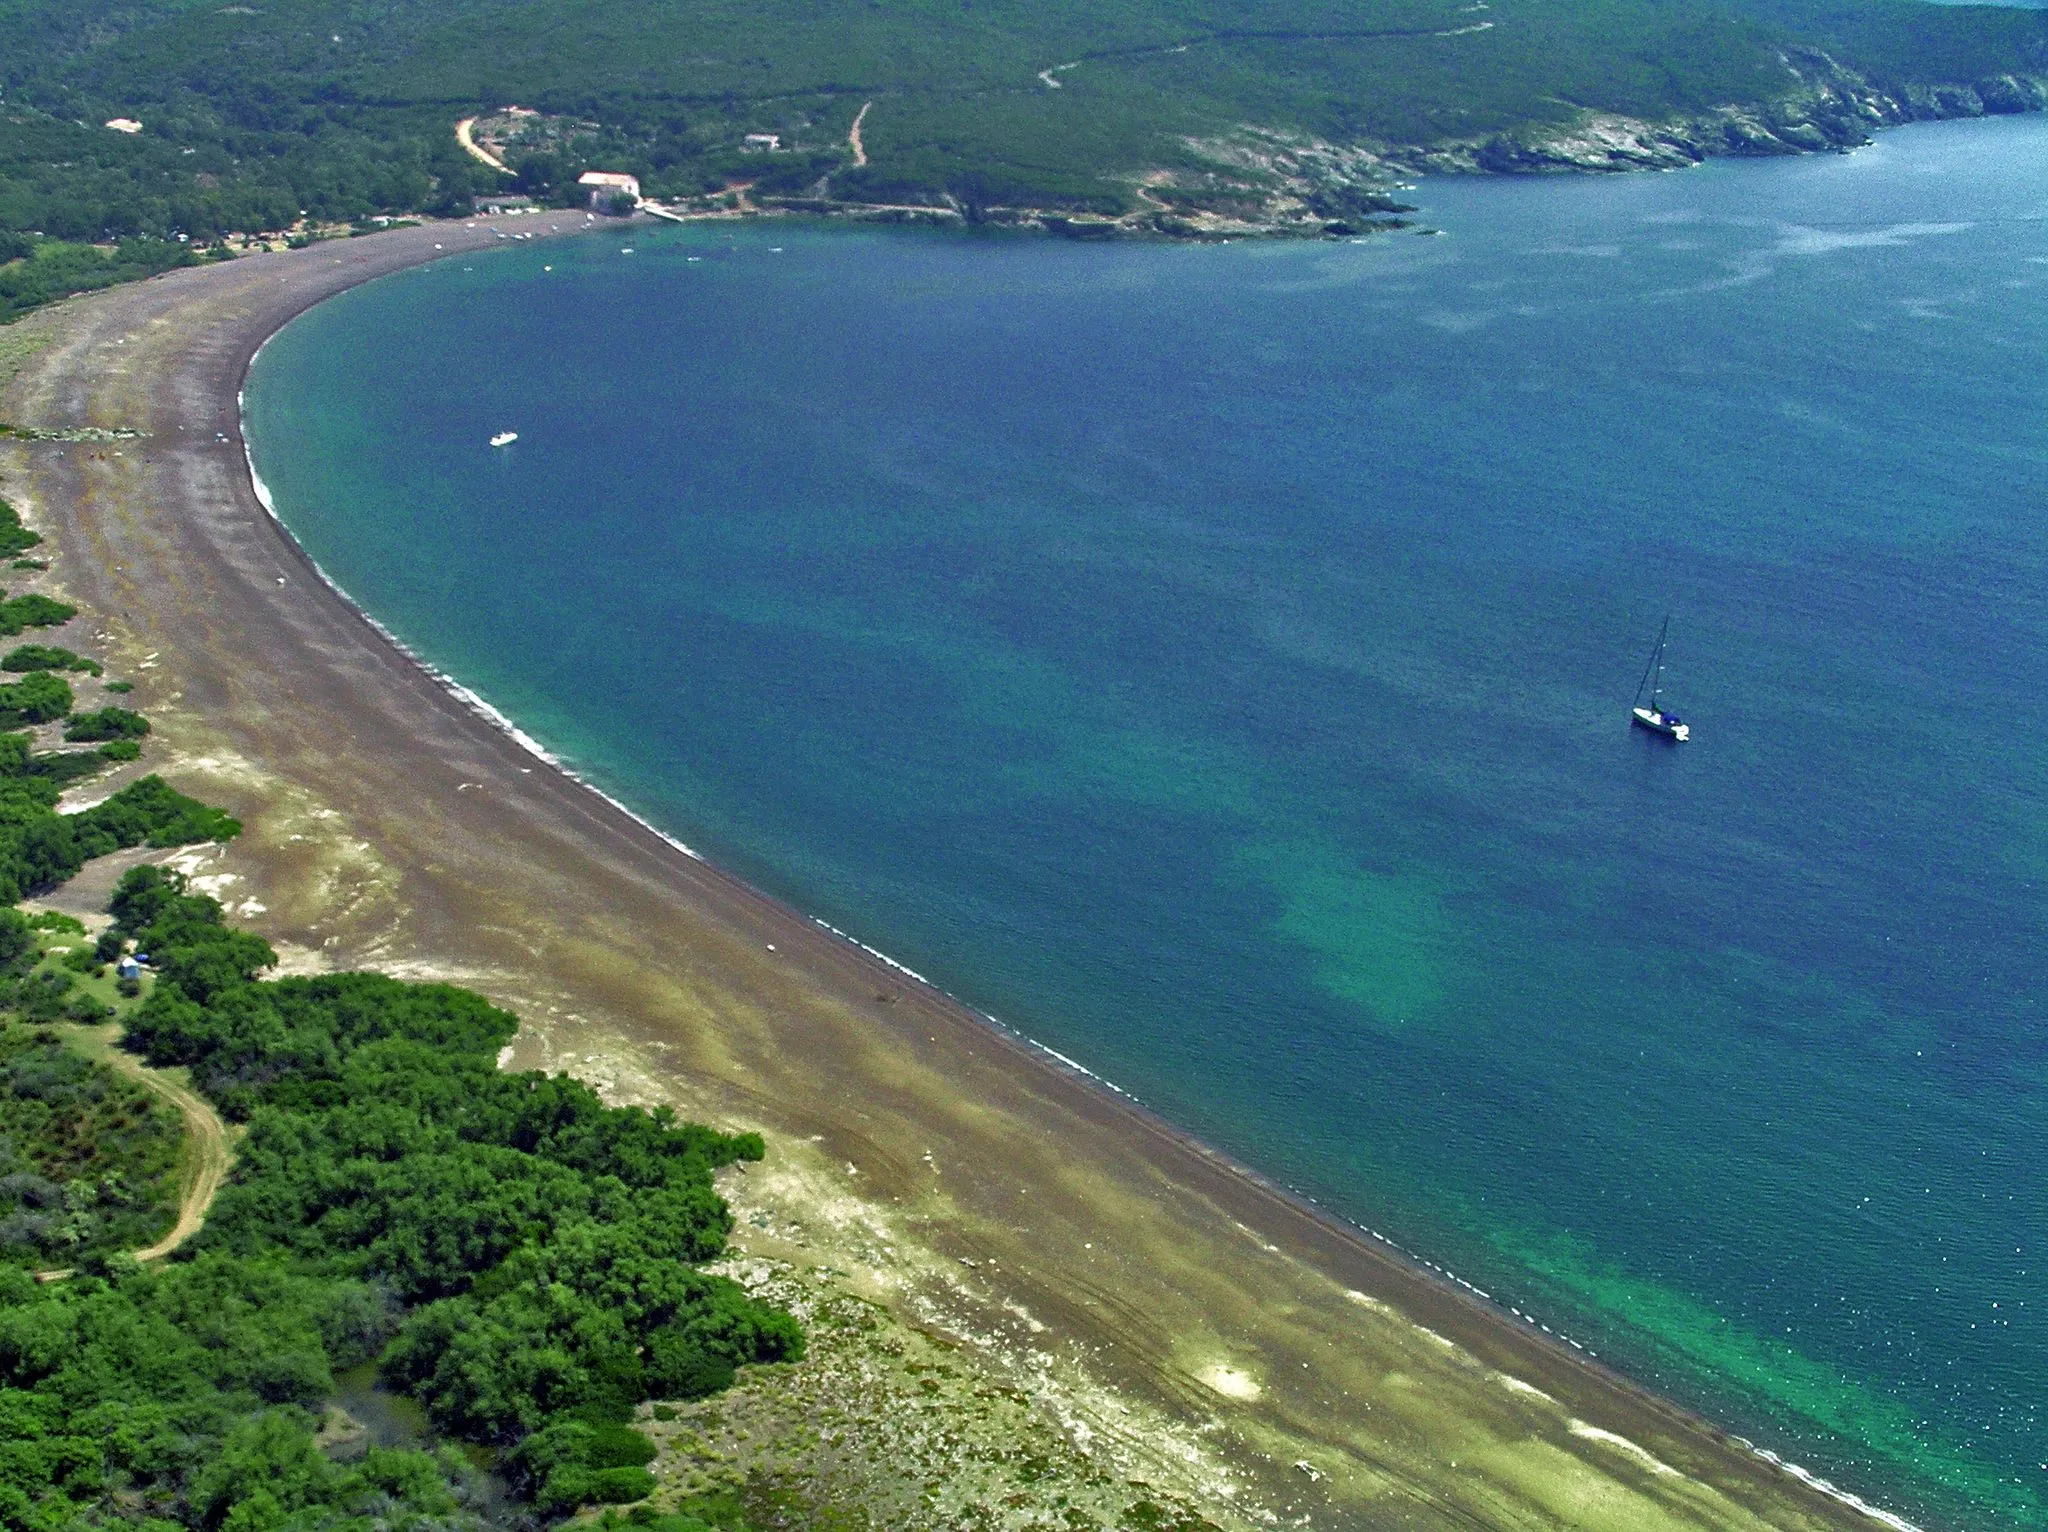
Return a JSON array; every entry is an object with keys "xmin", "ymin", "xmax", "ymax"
[{"xmin": 577, "ymin": 171, "xmax": 640, "ymax": 189}]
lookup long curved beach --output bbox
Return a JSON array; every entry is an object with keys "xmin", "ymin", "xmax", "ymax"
[{"xmin": 0, "ymin": 214, "xmax": 1898, "ymax": 1531}]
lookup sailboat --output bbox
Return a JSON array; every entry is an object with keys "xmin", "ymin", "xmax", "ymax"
[{"xmin": 1631, "ymin": 616, "xmax": 1690, "ymax": 741}]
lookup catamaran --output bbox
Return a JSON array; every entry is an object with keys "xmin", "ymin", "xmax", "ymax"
[{"xmin": 1631, "ymin": 616, "xmax": 1690, "ymax": 741}]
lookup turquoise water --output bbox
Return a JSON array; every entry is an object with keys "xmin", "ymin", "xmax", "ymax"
[{"xmin": 246, "ymin": 117, "xmax": 2048, "ymax": 1529}]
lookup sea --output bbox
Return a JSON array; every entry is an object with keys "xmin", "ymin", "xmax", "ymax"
[{"xmin": 243, "ymin": 115, "xmax": 2048, "ymax": 1530}]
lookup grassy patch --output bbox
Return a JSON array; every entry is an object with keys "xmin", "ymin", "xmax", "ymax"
[
  {"xmin": 0, "ymin": 324, "xmax": 53, "ymax": 392},
  {"xmin": 636, "ymin": 1255, "xmax": 1225, "ymax": 1531}
]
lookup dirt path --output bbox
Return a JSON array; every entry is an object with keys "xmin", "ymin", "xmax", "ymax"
[
  {"xmin": 34, "ymin": 1026, "xmax": 232, "ymax": 1279},
  {"xmin": 454, "ymin": 117, "xmax": 516, "ymax": 176},
  {"xmin": 848, "ymin": 100, "xmax": 872, "ymax": 167},
  {"xmin": 107, "ymin": 1043, "xmax": 231, "ymax": 1260}
]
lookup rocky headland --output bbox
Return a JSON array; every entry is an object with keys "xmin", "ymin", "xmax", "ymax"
[{"xmin": 708, "ymin": 54, "xmax": 2048, "ymax": 240}]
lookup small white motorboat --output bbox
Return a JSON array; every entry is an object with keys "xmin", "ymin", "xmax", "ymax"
[{"xmin": 489, "ymin": 431, "xmax": 518, "ymax": 448}]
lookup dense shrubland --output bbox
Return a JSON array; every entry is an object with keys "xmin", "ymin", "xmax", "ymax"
[
  {"xmin": 0, "ymin": 1010, "xmax": 182, "ymax": 1269},
  {"xmin": 3, "ymin": 645, "xmax": 100, "ymax": 677},
  {"xmin": 0, "ymin": 866, "xmax": 800, "ymax": 1529},
  {"xmin": 0, "ymin": 501, "xmax": 39, "ymax": 562},
  {"xmin": 62, "ymin": 706, "xmax": 148, "ymax": 742}
]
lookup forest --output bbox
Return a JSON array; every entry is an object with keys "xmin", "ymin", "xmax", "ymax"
[
  {"xmin": 3, "ymin": 867, "xmax": 800, "ymax": 1531},
  {"xmin": 0, "ymin": 0, "xmax": 2044, "ymax": 310}
]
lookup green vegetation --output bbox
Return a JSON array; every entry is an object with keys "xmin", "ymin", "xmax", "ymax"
[
  {"xmin": 4, "ymin": 644, "xmax": 101, "ymax": 677},
  {"xmin": 0, "ymin": 865, "xmax": 799, "ymax": 1529},
  {"xmin": 596, "ymin": 1497, "xmax": 762, "ymax": 1532},
  {"xmin": 0, "ymin": 726, "xmax": 240, "ymax": 901},
  {"xmin": 0, "ymin": 669, "xmax": 68, "ymax": 726},
  {"xmin": 0, "ymin": 1012, "xmax": 182, "ymax": 1269},
  {"xmin": 62, "ymin": 705, "xmax": 147, "ymax": 742},
  {"xmin": 0, "ymin": 1257, "xmax": 493, "ymax": 1529},
  {"xmin": 0, "ymin": 237, "xmax": 208, "ymax": 325},
  {"xmin": 0, "ymin": 0, "xmax": 2040, "ymax": 313},
  {"xmin": 0, "ymin": 499, "xmax": 40, "ymax": 561},
  {"xmin": 0, "ymin": 594, "xmax": 73, "ymax": 636}
]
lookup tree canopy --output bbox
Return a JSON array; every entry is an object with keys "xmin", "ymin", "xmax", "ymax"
[{"xmin": 0, "ymin": 866, "xmax": 800, "ymax": 1530}]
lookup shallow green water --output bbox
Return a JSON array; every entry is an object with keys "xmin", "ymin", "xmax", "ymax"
[{"xmin": 247, "ymin": 116, "xmax": 2048, "ymax": 1528}]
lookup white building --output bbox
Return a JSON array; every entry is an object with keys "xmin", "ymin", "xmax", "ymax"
[{"xmin": 577, "ymin": 171, "xmax": 641, "ymax": 209}]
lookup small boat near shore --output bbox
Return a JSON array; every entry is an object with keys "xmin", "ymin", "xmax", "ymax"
[
  {"xmin": 489, "ymin": 431, "xmax": 518, "ymax": 448},
  {"xmin": 1631, "ymin": 616, "xmax": 1690, "ymax": 741}
]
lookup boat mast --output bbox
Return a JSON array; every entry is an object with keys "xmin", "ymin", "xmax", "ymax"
[{"xmin": 1634, "ymin": 615, "xmax": 1670, "ymax": 710}]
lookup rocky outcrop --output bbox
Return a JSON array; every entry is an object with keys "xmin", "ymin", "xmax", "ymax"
[
  {"xmin": 1100, "ymin": 50, "xmax": 2048, "ymax": 235},
  {"xmin": 764, "ymin": 53, "xmax": 2044, "ymax": 242},
  {"xmin": 1414, "ymin": 54, "xmax": 2048, "ymax": 175}
]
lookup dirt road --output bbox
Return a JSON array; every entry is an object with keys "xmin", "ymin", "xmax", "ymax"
[{"xmin": 34, "ymin": 1024, "xmax": 232, "ymax": 1278}]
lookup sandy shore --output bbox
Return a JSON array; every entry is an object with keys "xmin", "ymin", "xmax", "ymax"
[{"xmin": 0, "ymin": 215, "xmax": 1892, "ymax": 1531}]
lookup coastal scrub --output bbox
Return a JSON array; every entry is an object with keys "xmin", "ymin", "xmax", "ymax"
[
  {"xmin": 62, "ymin": 705, "xmax": 148, "ymax": 742},
  {"xmin": 0, "ymin": 498, "xmax": 41, "ymax": 561},
  {"xmin": 3, "ymin": 644, "xmax": 102, "ymax": 676},
  {"xmin": 0, "ymin": 1011, "xmax": 182, "ymax": 1269},
  {"xmin": 0, "ymin": 865, "xmax": 802, "ymax": 1530}
]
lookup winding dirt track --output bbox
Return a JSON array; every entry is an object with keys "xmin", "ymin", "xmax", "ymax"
[
  {"xmin": 848, "ymin": 100, "xmax": 873, "ymax": 167},
  {"xmin": 32, "ymin": 1026, "xmax": 230, "ymax": 1280},
  {"xmin": 110, "ymin": 1045, "xmax": 230, "ymax": 1261},
  {"xmin": 454, "ymin": 117, "xmax": 516, "ymax": 176},
  {"xmin": 0, "ymin": 217, "xmax": 1895, "ymax": 1532}
]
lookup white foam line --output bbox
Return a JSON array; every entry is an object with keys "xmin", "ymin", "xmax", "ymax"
[
  {"xmin": 241, "ymin": 383, "xmax": 1154, "ymax": 1111},
  {"xmin": 1737, "ymin": 1441, "xmax": 1927, "ymax": 1532},
  {"xmin": 806, "ymin": 913, "xmax": 932, "ymax": 985},
  {"xmin": 1026, "ymin": 1040, "xmax": 1133, "ymax": 1098},
  {"xmin": 240, "ymin": 402, "xmax": 711, "ymax": 875},
  {"xmin": 805, "ymin": 911, "xmax": 1139, "ymax": 1099}
]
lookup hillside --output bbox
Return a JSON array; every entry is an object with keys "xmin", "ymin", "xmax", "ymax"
[{"xmin": 0, "ymin": 0, "xmax": 2044, "ymax": 269}]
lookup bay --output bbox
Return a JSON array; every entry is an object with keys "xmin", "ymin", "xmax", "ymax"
[{"xmin": 245, "ymin": 115, "xmax": 2048, "ymax": 1529}]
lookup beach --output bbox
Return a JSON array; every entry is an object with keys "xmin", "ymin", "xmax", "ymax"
[{"xmin": 0, "ymin": 214, "xmax": 1895, "ymax": 1531}]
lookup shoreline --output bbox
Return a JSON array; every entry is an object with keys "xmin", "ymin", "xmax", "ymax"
[
  {"xmin": 250, "ymin": 411, "xmax": 1627, "ymax": 1356},
  {"xmin": 246, "ymin": 416, "xmax": 1634, "ymax": 1371},
  {"xmin": 639, "ymin": 88, "xmax": 2043, "ymax": 243},
  {"xmin": 0, "ymin": 212, "xmax": 1920, "ymax": 1531}
]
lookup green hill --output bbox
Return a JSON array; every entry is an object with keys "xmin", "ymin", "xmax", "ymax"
[{"xmin": 0, "ymin": 0, "xmax": 2043, "ymax": 268}]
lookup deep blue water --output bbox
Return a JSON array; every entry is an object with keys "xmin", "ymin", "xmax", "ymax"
[{"xmin": 245, "ymin": 116, "xmax": 2048, "ymax": 1529}]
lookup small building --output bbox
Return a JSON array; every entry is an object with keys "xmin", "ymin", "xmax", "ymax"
[
  {"xmin": 742, "ymin": 133, "xmax": 782, "ymax": 152},
  {"xmin": 104, "ymin": 118, "xmax": 143, "ymax": 134},
  {"xmin": 577, "ymin": 171, "xmax": 641, "ymax": 211},
  {"xmin": 115, "ymin": 956, "xmax": 140, "ymax": 980}
]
